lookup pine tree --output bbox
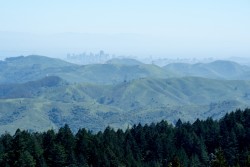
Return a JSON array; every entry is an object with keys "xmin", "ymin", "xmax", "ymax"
[
  {"xmin": 189, "ymin": 154, "xmax": 201, "ymax": 167},
  {"xmin": 172, "ymin": 156, "xmax": 181, "ymax": 167},
  {"xmin": 211, "ymin": 148, "xmax": 228, "ymax": 167},
  {"xmin": 47, "ymin": 144, "xmax": 66, "ymax": 167},
  {"xmin": 56, "ymin": 124, "xmax": 76, "ymax": 166},
  {"xmin": 14, "ymin": 151, "xmax": 36, "ymax": 167}
]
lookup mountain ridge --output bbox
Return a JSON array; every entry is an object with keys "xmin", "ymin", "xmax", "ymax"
[{"xmin": 2, "ymin": 55, "xmax": 250, "ymax": 84}]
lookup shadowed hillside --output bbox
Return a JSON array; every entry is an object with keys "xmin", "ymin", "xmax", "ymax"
[{"xmin": 0, "ymin": 76, "xmax": 66, "ymax": 98}]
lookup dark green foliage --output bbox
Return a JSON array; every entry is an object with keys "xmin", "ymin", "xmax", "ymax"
[
  {"xmin": 0, "ymin": 109, "xmax": 249, "ymax": 166},
  {"xmin": 15, "ymin": 151, "xmax": 36, "ymax": 167},
  {"xmin": 211, "ymin": 148, "xmax": 228, "ymax": 167},
  {"xmin": 172, "ymin": 156, "xmax": 181, "ymax": 167}
]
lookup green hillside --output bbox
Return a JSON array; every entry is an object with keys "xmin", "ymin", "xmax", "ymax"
[
  {"xmin": 0, "ymin": 55, "xmax": 78, "ymax": 83},
  {"xmin": 74, "ymin": 63, "xmax": 171, "ymax": 84},
  {"xmin": 0, "ymin": 76, "xmax": 250, "ymax": 134},
  {"xmin": 2, "ymin": 56, "xmax": 250, "ymax": 85},
  {"xmin": 1, "ymin": 55, "xmax": 250, "ymax": 134},
  {"xmin": 3, "ymin": 55, "xmax": 74, "ymax": 68},
  {"xmin": 0, "ymin": 55, "xmax": 170, "ymax": 84},
  {"xmin": 164, "ymin": 60, "xmax": 250, "ymax": 79}
]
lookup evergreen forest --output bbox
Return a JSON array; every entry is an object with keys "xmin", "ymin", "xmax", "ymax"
[{"xmin": 0, "ymin": 108, "xmax": 250, "ymax": 167}]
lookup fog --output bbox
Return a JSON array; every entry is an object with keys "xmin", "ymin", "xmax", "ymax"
[
  {"xmin": 0, "ymin": 1, "xmax": 249, "ymax": 60},
  {"xmin": 0, "ymin": 31, "xmax": 249, "ymax": 60}
]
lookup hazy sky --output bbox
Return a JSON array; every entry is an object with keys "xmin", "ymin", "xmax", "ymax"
[{"xmin": 0, "ymin": 0, "xmax": 250, "ymax": 58}]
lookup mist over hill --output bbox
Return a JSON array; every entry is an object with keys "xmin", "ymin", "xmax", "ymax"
[
  {"xmin": 1, "ymin": 55, "xmax": 250, "ymax": 84},
  {"xmin": 0, "ymin": 55, "xmax": 171, "ymax": 84},
  {"xmin": 164, "ymin": 60, "xmax": 250, "ymax": 80}
]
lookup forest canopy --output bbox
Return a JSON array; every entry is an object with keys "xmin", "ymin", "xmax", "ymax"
[{"xmin": 0, "ymin": 108, "xmax": 250, "ymax": 167}]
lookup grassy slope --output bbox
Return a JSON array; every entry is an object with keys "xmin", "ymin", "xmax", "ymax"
[
  {"xmin": 1, "ymin": 56, "xmax": 250, "ymax": 133},
  {"xmin": 1, "ymin": 76, "xmax": 250, "ymax": 134}
]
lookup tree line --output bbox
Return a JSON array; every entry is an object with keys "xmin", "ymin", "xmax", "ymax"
[{"xmin": 0, "ymin": 109, "xmax": 250, "ymax": 167}]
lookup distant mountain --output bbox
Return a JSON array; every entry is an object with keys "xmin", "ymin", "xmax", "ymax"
[
  {"xmin": 0, "ymin": 55, "xmax": 172, "ymax": 84},
  {"xmin": 1, "ymin": 76, "xmax": 250, "ymax": 134},
  {"xmin": 0, "ymin": 55, "xmax": 78, "ymax": 83},
  {"xmin": 2, "ymin": 56, "xmax": 250, "ymax": 85},
  {"xmin": 164, "ymin": 60, "xmax": 250, "ymax": 80},
  {"xmin": 2, "ymin": 55, "xmax": 250, "ymax": 85},
  {"xmin": 3, "ymin": 55, "xmax": 74, "ymax": 68},
  {"xmin": 76, "ymin": 63, "xmax": 173, "ymax": 84},
  {"xmin": 106, "ymin": 58, "xmax": 143, "ymax": 66}
]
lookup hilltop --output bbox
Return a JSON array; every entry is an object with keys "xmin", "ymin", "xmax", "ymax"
[{"xmin": 164, "ymin": 60, "xmax": 250, "ymax": 80}]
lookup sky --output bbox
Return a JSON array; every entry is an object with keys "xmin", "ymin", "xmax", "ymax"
[{"xmin": 0, "ymin": 0, "xmax": 250, "ymax": 58}]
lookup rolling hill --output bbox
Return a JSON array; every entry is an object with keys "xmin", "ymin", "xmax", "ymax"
[
  {"xmin": 2, "ymin": 55, "xmax": 250, "ymax": 134},
  {"xmin": 2, "ymin": 55, "xmax": 250, "ymax": 85},
  {"xmin": 0, "ymin": 55, "xmax": 171, "ymax": 84},
  {"xmin": 1, "ymin": 76, "xmax": 250, "ymax": 134},
  {"xmin": 0, "ymin": 55, "xmax": 78, "ymax": 83},
  {"xmin": 164, "ymin": 60, "xmax": 250, "ymax": 80}
]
